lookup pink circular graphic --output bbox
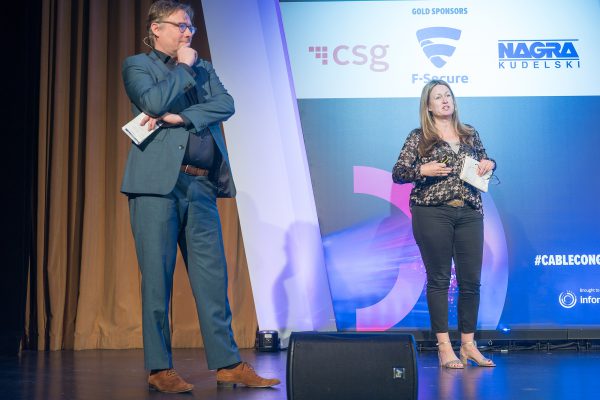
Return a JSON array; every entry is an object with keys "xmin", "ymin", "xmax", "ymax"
[{"xmin": 349, "ymin": 166, "xmax": 508, "ymax": 331}]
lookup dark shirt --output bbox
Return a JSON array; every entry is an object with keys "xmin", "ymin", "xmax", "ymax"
[
  {"xmin": 392, "ymin": 127, "xmax": 495, "ymax": 215},
  {"xmin": 153, "ymin": 49, "xmax": 215, "ymax": 170}
]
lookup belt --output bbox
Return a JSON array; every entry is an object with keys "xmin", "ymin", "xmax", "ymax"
[
  {"xmin": 180, "ymin": 165, "xmax": 209, "ymax": 176},
  {"xmin": 446, "ymin": 199, "xmax": 465, "ymax": 208}
]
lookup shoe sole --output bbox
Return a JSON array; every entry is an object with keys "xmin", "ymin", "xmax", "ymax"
[
  {"xmin": 217, "ymin": 381, "xmax": 278, "ymax": 388},
  {"xmin": 149, "ymin": 384, "xmax": 194, "ymax": 393}
]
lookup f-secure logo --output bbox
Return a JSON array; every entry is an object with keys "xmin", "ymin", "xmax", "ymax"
[
  {"xmin": 416, "ymin": 27, "xmax": 462, "ymax": 68},
  {"xmin": 559, "ymin": 291, "xmax": 577, "ymax": 309}
]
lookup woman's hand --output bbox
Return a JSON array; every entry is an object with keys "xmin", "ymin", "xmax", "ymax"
[
  {"xmin": 477, "ymin": 159, "xmax": 495, "ymax": 176},
  {"xmin": 420, "ymin": 161, "xmax": 452, "ymax": 177}
]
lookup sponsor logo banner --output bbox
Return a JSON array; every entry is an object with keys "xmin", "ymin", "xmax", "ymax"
[{"xmin": 281, "ymin": 0, "xmax": 600, "ymax": 98}]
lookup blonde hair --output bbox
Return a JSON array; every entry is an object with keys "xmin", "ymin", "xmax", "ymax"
[{"xmin": 418, "ymin": 80, "xmax": 473, "ymax": 156}]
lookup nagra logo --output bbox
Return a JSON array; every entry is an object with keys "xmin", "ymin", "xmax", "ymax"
[
  {"xmin": 498, "ymin": 39, "xmax": 581, "ymax": 69},
  {"xmin": 308, "ymin": 44, "xmax": 389, "ymax": 72}
]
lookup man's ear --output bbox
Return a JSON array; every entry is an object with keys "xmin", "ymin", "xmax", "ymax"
[{"xmin": 150, "ymin": 22, "xmax": 161, "ymax": 39}]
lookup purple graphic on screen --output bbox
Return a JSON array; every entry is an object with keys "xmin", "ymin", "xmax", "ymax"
[
  {"xmin": 353, "ymin": 167, "xmax": 425, "ymax": 330},
  {"xmin": 322, "ymin": 166, "xmax": 508, "ymax": 331}
]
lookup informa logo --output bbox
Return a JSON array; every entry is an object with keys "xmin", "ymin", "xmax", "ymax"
[
  {"xmin": 559, "ymin": 291, "xmax": 577, "ymax": 309},
  {"xmin": 308, "ymin": 45, "xmax": 389, "ymax": 72},
  {"xmin": 498, "ymin": 39, "xmax": 581, "ymax": 70},
  {"xmin": 416, "ymin": 27, "xmax": 462, "ymax": 68}
]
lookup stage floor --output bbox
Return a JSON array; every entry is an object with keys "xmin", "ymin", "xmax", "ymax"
[{"xmin": 1, "ymin": 347, "xmax": 599, "ymax": 399}]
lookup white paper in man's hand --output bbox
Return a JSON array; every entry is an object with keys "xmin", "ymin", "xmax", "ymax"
[
  {"xmin": 122, "ymin": 113, "xmax": 162, "ymax": 145},
  {"xmin": 459, "ymin": 156, "xmax": 493, "ymax": 192}
]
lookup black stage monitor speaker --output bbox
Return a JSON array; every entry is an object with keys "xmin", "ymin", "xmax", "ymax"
[{"xmin": 287, "ymin": 331, "xmax": 418, "ymax": 400}]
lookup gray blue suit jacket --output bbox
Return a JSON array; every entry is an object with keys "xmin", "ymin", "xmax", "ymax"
[{"xmin": 121, "ymin": 51, "xmax": 236, "ymax": 197}]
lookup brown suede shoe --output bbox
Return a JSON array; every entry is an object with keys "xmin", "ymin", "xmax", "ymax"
[
  {"xmin": 148, "ymin": 369, "xmax": 194, "ymax": 393},
  {"xmin": 216, "ymin": 362, "xmax": 280, "ymax": 388}
]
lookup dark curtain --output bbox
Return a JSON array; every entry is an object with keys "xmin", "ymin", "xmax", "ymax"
[{"xmin": 1, "ymin": 0, "xmax": 41, "ymax": 356}]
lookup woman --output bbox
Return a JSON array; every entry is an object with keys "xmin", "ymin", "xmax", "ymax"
[{"xmin": 392, "ymin": 80, "xmax": 496, "ymax": 369}]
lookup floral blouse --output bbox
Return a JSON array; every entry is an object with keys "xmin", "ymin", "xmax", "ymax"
[{"xmin": 392, "ymin": 127, "xmax": 495, "ymax": 214}]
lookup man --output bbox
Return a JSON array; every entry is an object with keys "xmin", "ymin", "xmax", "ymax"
[{"xmin": 121, "ymin": 1, "xmax": 279, "ymax": 393}]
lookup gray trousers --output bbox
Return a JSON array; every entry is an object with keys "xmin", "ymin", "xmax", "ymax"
[
  {"xmin": 129, "ymin": 172, "xmax": 240, "ymax": 370},
  {"xmin": 411, "ymin": 205, "xmax": 484, "ymax": 334}
]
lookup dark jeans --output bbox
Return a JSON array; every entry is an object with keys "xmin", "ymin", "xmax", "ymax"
[{"xmin": 411, "ymin": 205, "xmax": 484, "ymax": 334}]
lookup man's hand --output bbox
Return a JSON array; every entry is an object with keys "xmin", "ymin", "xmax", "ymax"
[
  {"xmin": 161, "ymin": 113, "xmax": 184, "ymax": 126},
  {"xmin": 139, "ymin": 114, "xmax": 160, "ymax": 131},
  {"xmin": 177, "ymin": 43, "xmax": 197, "ymax": 67},
  {"xmin": 139, "ymin": 113, "xmax": 184, "ymax": 130}
]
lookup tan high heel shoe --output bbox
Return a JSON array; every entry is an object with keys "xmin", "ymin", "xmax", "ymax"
[
  {"xmin": 436, "ymin": 341, "xmax": 464, "ymax": 369},
  {"xmin": 460, "ymin": 341, "xmax": 496, "ymax": 367}
]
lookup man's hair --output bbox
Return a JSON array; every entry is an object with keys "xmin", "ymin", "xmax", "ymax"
[{"xmin": 146, "ymin": 1, "xmax": 194, "ymax": 47}]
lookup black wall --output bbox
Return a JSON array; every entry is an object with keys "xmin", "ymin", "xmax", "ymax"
[{"xmin": 1, "ymin": 0, "xmax": 41, "ymax": 356}]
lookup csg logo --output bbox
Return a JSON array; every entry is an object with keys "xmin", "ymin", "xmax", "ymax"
[{"xmin": 308, "ymin": 44, "xmax": 389, "ymax": 72}]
